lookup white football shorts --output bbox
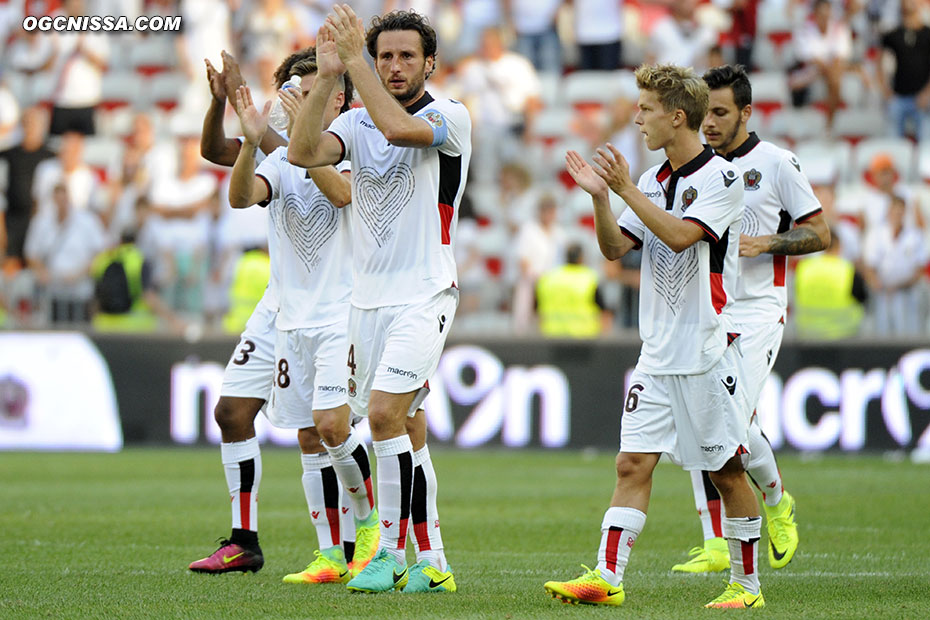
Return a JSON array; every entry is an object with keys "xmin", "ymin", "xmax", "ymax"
[
  {"xmin": 266, "ymin": 321, "xmax": 351, "ymax": 429},
  {"xmin": 346, "ymin": 288, "xmax": 458, "ymax": 418},
  {"xmin": 734, "ymin": 320, "xmax": 784, "ymax": 415},
  {"xmin": 619, "ymin": 343, "xmax": 752, "ymax": 472},
  {"xmin": 220, "ymin": 299, "xmax": 276, "ymax": 401}
]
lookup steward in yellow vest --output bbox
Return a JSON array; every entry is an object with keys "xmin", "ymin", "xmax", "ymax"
[
  {"xmin": 223, "ymin": 247, "xmax": 270, "ymax": 334},
  {"xmin": 91, "ymin": 240, "xmax": 158, "ymax": 332},
  {"xmin": 536, "ymin": 243, "xmax": 609, "ymax": 338},
  {"xmin": 794, "ymin": 233, "xmax": 866, "ymax": 339}
]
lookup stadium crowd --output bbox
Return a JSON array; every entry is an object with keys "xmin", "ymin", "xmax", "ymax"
[{"xmin": 0, "ymin": 0, "xmax": 928, "ymax": 337}]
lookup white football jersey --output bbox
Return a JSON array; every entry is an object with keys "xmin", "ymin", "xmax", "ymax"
[
  {"xmin": 618, "ymin": 147, "xmax": 744, "ymax": 375},
  {"xmin": 722, "ymin": 134, "xmax": 822, "ymax": 325},
  {"xmin": 255, "ymin": 146, "xmax": 352, "ymax": 330},
  {"xmin": 236, "ymin": 135, "xmax": 282, "ymax": 312},
  {"xmin": 326, "ymin": 93, "xmax": 472, "ymax": 308}
]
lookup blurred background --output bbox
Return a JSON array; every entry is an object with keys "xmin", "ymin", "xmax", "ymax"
[{"xmin": 0, "ymin": 0, "xmax": 929, "ymax": 456}]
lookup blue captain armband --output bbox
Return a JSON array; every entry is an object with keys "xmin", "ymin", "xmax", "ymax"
[{"xmin": 422, "ymin": 109, "xmax": 448, "ymax": 146}]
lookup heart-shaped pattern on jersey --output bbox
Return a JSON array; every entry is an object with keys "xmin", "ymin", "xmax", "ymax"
[
  {"xmin": 740, "ymin": 206, "xmax": 760, "ymax": 237},
  {"xmin": 647, "ymin": 236, "xmax": 698, "ymax": 314},
  {"xmin": 271, "ymin": 191, "xmax": 339, "ymax": 274},
  {"xmin": 354, "ymin": 163, "xmax": 415, "ymax": 247}
]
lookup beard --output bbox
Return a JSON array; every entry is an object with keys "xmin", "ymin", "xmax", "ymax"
[
  {"xmin": 717, "ymin": 118, "xmax": 744, "ymax": 153},
  {"xmin": 392, "ymin": 74, "xmax": 426, "ymax": 103}
]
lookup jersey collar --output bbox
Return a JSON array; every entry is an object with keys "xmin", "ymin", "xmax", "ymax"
[
  {"xmin": 718, "ymin": 132, "xmax": 760, "ymax": 161},
  {"xmin": 656, "ymin": 145, "xmax": 715, "ymax": 183},
  {"xmin": 404, "ymin": 91, "xmax": 434, "ymax": 115}
]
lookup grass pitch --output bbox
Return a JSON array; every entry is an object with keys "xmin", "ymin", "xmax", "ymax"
[{"xmin": 2, "ymin": 448, "xmax": 929, "ymax": 619}]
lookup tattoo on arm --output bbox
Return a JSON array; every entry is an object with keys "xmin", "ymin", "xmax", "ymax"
[{"xmin": 767, "ymin": 226, "xmax": 824, "ymax": 255}]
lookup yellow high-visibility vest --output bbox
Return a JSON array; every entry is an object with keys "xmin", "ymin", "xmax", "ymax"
[
  {"xmin": 91, "ymin": 244, "xmax": 158, "ymax": 332},
  {"xmin": 223, "ymin": 249, "xmax": 270, "ymax": 334},
  {"xmin": 536, "ymin": 264, "xmax": 601, "ymax": 338},
  {"xmin": 794, "ymin": 253, "xmax": 863, "ymax": 340}
]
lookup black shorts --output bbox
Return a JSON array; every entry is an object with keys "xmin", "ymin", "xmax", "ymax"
[{"xmin": 50, "ymin": 106, "xmax": 96, "ymax": 135}]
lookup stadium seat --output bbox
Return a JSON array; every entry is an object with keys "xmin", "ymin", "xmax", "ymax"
[
  {"xmin": 840, "ymin": 72, "xmax": 871, "ymax": 109},
  {"xmin": 533, "ymin": 107, "xmax": 575, "ymax": 145},
  {"xmin": 918, "ymin": 142, "xmax": 930, "ymax": 182},
  {"xmin": 100, "ymin": 71, "xmax": 142, "ymax": 110},
  {"xmin": 83, "ymin": 135, "xmax": 122, "ymax": 181},
  {"xmin": 766, "ymin": 107, "xmax": 828, "ymax": 144},
  {"xmin": 832, "ymin": 108, "xmax": 887, "ymax": 143},
  {"xmin": 94, "ymin": 106, "xmax": 135, "ymax": 138},
  {"xmin": 130, "ymin": 36, "xmax": 178, "ymax": 75},
  {"xmin": 752, "ymin": 38, "xmax": 788, "ymax": 72},
  {"xmin": 853, "ymin": 137, "xmax": 916, "ymax": 182},
  {"xmin": 564, "ymin": 70, "xmax": 638, "ymax": 109},
  {"xmin": 538, "ymin": 73, "xmax": 562, "ymax": 108},
  {"xmin": 748, "ymin": 72, "xmax": 790, "ymax": 116},
  {"xmin": 795, "ymin": 139, "xmax": 852, "ymax": 183},
  {"xmin": 29, "ymin": 72, "xmax": 56, "ymax": 107},
  {"xmin": 148, "ymin": 72, "xmax": 188, "ymax": 111}
]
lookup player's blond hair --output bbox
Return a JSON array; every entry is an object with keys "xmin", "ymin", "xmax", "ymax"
[{"xmin": 634, "ymin": 64, "xmax": 709, "ymax": 131}]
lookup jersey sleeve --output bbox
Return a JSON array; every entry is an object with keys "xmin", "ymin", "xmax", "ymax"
[
  {"xmin": 325, "ymin": 108, "xmax": 357, "ymax": 164},
  {"xmin": 681, "ymin": 165, "xmax": 744, "ymax": 242},
  {"xmin": 776, "ymin": 152, "xmax": 823, "ymax": 223},
  {"xmin": 417, "ymin": 99, "xmax": 472, "ymax": 156},
  {"xmin": 254, "ymin": 146, "xmax": 285, "ymax": 205},
  {"xmin": 616, "ymin": 172, "xmax": 655, "ymax": 248}
]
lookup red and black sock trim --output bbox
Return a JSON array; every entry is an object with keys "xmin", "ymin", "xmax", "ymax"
[
  {"xmin": 322, "ymin": 466, "xmax": 341, "ymax": 546},
  {"xmin": 396, "ymin": 451, "xmax": 413, "ymax": 549},
  {"xmin": 351, "ymin": 444, "xmax": 375, "ymax": 510},
  {"xmin": 411, "ymin": 465, "xmax": 431, "ymax": 551},
  {"xmin": 701, "ymin": 470, "xmax": 724, "ymax": 538},
  {"xmin": 605, "ymin": 526, "xmax": 625, "ymax": 572}
]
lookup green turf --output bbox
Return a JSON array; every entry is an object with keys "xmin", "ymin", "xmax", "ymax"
[{"xmin": 1, "ymin": 448, "xmax": 929, "ymax": 619}]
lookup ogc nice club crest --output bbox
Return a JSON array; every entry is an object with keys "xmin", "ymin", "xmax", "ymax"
[
  {"xmin": 681, "ymin": 186, "xmax": 698, "ymax": 211},
  {"xmin": 744, "ymin": 168, "xmax": 762, "ymax": 191}
]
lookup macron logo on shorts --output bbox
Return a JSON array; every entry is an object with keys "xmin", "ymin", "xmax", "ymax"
[
  {"xmin": 387, "ymin": 366, "xmax": 418, "ymax": 380},
  {"xmin": 319, "ymin": 385, "xmax": 346, "ymax": 394}
]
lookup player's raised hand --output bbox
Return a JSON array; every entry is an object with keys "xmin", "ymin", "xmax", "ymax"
[
  {"xmin": 326, "ymin": 4, "xmax": 365, "ymax": 64},
  {"xmin": 566, "ymin": 150, "xmax": 609, "ymax": 197},
  {"xmin": 316, "ymin": 24, "xmax": 346, "ymax": 77},
  {"xmin": 233, "ymin": 85, "xmax": 272, "ymax": 146},
  {"xmin": 205, "ymin": 58, "xmax": 225, "ymax": 102},
  {"xmin": 278, "ymin": 83, "xmax": 304, "ymax": 137},
  {"xmin": 221, "ymin": 50, "xmax": 245, "ymax": 102},
  {"xmin": 593, "ymin": 143, "xmax": 635, "ymax": 195}
]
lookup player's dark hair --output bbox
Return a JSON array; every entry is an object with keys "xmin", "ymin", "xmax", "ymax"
[
  {"xmin": 275, "ymin": 47, "xmax": 354, "ymax": 114},
  {"xmin": 702, "ymin": 65, "xmax": 753, "ymax": 110},
  {"xmin": 366, "ymin": 10, "xmax": 438, "ymax": 66}
]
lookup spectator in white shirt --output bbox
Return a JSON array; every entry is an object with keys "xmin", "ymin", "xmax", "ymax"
[
  {"xmin": 862, "ymin": 195, "xmax": 928, "ymax": 335},
  {"xmin": 573, "ymin": 0, "xmax": 624, "ymax": 70},
  {"xmin": 507, "ymin": 0, "xmax": 563, "ymax": 73},
  {"xmin": 32, "ymin": 131, "xmax": 105, "ymax": 216},
  {"xmin": 47, "ymin": 0, "xmax": 109, "ymax": 135},
  {"xmin": 24, "ymin": 182, "xmax": 107, "ymax": 323},
  {"xmin": 144, "ymin": 134, "xmax": 218, "ymax": 314},
  {"xmin": 788, "ymin": 0, "xmax": 852, "ymax": 127},
  {"xmin": 459, "ymin": 27, "xmax": 543, "ymax": 139},
  {"xmin": 512, "ymin": 193, "xmax": 565, "ymax": 333},
  {"xmin": 648, "ymin": 0, "xmax": 720, "ymax": 72}
]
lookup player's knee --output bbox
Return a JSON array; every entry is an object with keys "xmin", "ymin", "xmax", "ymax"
[
  {"xmin": 314, "ymin": 413, "xmax": 349, "ymax": 446},
  {"xmin": 298, "ymin": 427, "xmax": 324, "ymax": 453},
  {"xmin": 707, "ymin": 459, "xmax": 745, "ymax": 492},
  {"xmin": 213, "ymin": 397, "xmax": 251, "ymax": 432},
  {"xmin": 615, "ymin": 453, "xmax": 650, "ymax": 483}
]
